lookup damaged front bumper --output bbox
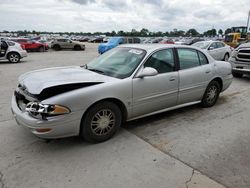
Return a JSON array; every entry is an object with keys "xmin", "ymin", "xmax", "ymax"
[{"xmin": 11, "ymin": 95, "xmax": 82, "ymax": 139}]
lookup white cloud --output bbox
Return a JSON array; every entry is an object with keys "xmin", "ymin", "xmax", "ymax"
[{"xmin": 0, "ymin": 0, "xmax": 249, "ymax": 32}]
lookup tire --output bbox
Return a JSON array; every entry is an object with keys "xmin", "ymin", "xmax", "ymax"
[
  {"xmin": 80, "ymin": 101, "xmax": 122, "ymax": 143},
  {"xmin": 8, "ymin": 52, "xmax": 20, "ymax": 63},
  {"xmin": 74, "ymin": 45, "xmax": 81, "ymax": 51},
  {"xmin": 223, "ymin": 53, "xmax": 229, "ymax": 61},
  {"xmin": 232, "ymin": 72, "xmax": 243, "ymax": 78},
  {"xmin": 53, "ymin": 44, "xmax": 61, "ymax": 51},
  {"xmin": 201, "ymin": 80, "xmax": 221, "ymax": 107},
  {"xmin": 38, "ymin": 46, "xmax": 45, "ymax": 52}
]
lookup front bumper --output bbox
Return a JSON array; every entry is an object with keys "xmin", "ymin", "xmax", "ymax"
[
  {"xmin": 229, "ymin": 58, "xmax": 250, "ymax": 75},
  {"xmin": 11, "ymin": 95, "xmax": 82, "ymax": 139}
]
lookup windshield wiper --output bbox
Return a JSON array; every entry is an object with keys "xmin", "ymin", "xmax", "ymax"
[{"xmin": 88, "ymin": 68, "xmax": 106, "ymax": 75}]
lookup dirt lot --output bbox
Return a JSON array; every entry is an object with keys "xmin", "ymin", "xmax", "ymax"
[{"xmin": 0, "ymin": 43, "xmax": 250, "ymax": 188}]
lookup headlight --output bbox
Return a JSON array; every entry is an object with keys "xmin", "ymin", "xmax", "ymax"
[{"xmin": 25, "ymin": 102, "xmax": 70, "ymax": 119}]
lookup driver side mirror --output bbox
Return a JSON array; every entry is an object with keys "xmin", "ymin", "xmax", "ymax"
[
  {"xmin": 209, "ymin": 46, "xmax": 214, "ymax": 50},
  {"xmin": 136, "ymin": 67, "xmax": 158, "ymax": 78}
]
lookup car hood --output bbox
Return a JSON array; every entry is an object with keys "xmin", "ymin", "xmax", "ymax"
[{"xmin": 18, "ymin": 66, "xmax": 118, "ymax": 95}]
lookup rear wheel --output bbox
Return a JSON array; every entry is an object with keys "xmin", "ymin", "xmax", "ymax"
[
  {"xmin": 201, "ymin": 80, "xmax": 221, "ymax": 107},
  {"xmin": 80, "ymin": 102, "xmax": 122, "ymax": 143},
  {"xmin": 232, "ymin": 72, "xmax": 243, "ymax": 78},
  {"xmin": 53, "ymin": 44, "xmax": 61, "ymax": 51},
  {"xmin": 38, "ymin": 46, "xmax": 45, "ymax": 52},
  {"xmin": 8, "ymin": 52, "xmax": 20, "ymax": 63}
]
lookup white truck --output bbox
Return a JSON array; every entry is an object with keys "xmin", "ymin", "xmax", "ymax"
[{"xmin": 229, "ymin": 42, "xmax": 250, "ymax": 77}]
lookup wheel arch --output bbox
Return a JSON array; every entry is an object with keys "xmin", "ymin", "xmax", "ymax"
[
  {"xmin": 210, "ymin": 77, "xmax": 223, "ymax": 92},
  {"xmin": 74, "ymin": 44, "xmax": 81, "ymax": 49},
  {"xmin": 79, "ymin": 97, "xmax": 128, "ymax": 134},
  {"xmin": 7, "ymin": 51, "xmax": 21, "ymax": 58}
]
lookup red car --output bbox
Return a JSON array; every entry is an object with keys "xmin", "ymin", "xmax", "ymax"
[
  {"xmin": 160, "ymin": 38, "xmax": 175, "ymax": 44},
  {"xmin": 11, "ymin": 38, "xmax": 48, "ymax": 52}
]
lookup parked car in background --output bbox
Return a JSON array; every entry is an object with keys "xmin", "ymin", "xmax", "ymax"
[
  {"xmin": 78, "ymin": 37, "xmax": 90, "ymax": 42},
  {"xmin": 11, "ymin": 38, "xmax": 48, "ymax": 52},
  {"xmin": 89, "ymin": 36, "xmax": 104, "ymax": 43},
  {"xmin": 160, "ymin": 38, "xmax": 175, "ymax": 44},
  {"xmin": 192, "ymin": 41, "xmax": 232, "ymax": 61},
  {"xmin": 185, "ymin": 38, "xmax": 204, "ymax": 45},
  {"xmin": 98, "ymin": 37, "xmax": 140, "ymax": 54},
  {"xmin": 229, "ymin": 42, "xmax": 250, "ymax": 77},
  {"xmin": 38, "ymin": 39, "xmax": 52, "ymax": 48},
  {"xmin": 12, "ymin": 44, "xmax": 232, "ymax": 142},
  {"xmin": 0, "ymin": 40, "xmax": 27, "ymax": 63},
  {"xmin": 51, "ymin": 39, "xmax": 85, "ymax": 51}
]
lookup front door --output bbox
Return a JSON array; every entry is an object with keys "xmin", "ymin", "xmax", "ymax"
[{"xmin": 132, "ymin": 48, "xmax": 179, "ymax": 118}]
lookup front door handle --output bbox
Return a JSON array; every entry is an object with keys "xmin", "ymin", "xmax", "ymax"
[
  {"xmin": 205, "ymin": 70, "xmax": 211, "ymax": 74},
  {"xmin": 169, "ymin": 76, "xmax": 176, "ymax": 81}
]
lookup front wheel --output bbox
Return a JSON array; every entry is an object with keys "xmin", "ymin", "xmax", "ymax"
[
  {"xmin": 201, "ymin": 80, "xmax": 221, "ymax": 107},
  {"xmin": 8, "ymin": 52, "xmax": 20, "ymax": 63},
  {"xmin": 80, "ymin": 102, "xmax": 122, "ymax": 143}
]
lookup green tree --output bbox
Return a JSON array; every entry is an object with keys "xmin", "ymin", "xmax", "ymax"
[
  {"xmin": 140, "ymin": 28, "xmax": 149, "ymax": 36},
  {"xmin": 218, "ymin": 29, "xmax": 223, "ymax": 35},
  {"xmin": 224, "ymin": 28, "xmax": 232, "ymax": 35},
  {"xmin": 186, "ymin": 28, "xmax": 199, "ymax": 36}
]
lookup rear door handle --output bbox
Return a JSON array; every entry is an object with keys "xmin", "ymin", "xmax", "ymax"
[
  {"xmin": 169, "ymin": 76, "xmax": 176, "ymax": 81},
  {"xmin": 205, "ymin": 70, "xmax": 211, "ymax": 74}
]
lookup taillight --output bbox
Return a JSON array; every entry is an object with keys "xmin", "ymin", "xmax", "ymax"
[{"xmin": 21, "ymin": 44, "xmax": 25, "ymax": 50}]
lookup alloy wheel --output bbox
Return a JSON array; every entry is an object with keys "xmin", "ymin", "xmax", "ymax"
[{"xmin": 90, "ymin": 109, "xmax": 116, "ymax": 136}]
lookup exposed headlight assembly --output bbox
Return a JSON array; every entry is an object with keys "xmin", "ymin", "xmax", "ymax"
[{"xmin": 25, "ymin": 102, "xmax": 70, "ymax": 119}]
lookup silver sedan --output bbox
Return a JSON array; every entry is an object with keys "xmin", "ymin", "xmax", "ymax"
[
  {"xmin": 192, "ymin": 41, "xmax": 232, "ymax": 61},
  {"xmin": 11, "ymin": 44, "xmax": 233, "ymax": 142}
]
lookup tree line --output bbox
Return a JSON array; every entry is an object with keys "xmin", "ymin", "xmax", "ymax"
[{"xmin": 1, "ymin": 28, "xmax": 233, "ymax": 37}]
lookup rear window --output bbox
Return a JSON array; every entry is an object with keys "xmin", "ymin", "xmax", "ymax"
[{"xmin": 7, "ymin": 41, "xmax": 15, "ymax": 46}]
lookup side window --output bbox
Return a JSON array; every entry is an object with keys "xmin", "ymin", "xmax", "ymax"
[
  {"xmin": 198, "ymin": 51, "xmax": 208, "ymax": 65},
  {"xmin": 7, "ymin": 41, "xmax": 15, "ymax": 46},
  {"xmin": 209, "ymin": 42, "xmax": 217, "ymax": 50},
  {"xmin": 177, "ymin": 49, "xmax": 200, "ymax": 70},
  {"xmin": 217, "ymin": 42, "xmax": 224, "ymax": 48},
  {"xmin": 144, "ymin": 49, "xmax": 175, "ymax": 74}
]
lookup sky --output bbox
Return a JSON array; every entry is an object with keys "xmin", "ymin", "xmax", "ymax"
[{"xmin": 0, "ymin": 0, "xmax": 249, "ymax": 33}]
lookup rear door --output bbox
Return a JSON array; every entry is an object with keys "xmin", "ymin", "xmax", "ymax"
[
  {"xmin": 177, "ymin": 48, "xmax": 212, "ymax": 104},
  {"xmin": 132, "ymin": 48, "xmax": 179, "ymax": 117}
]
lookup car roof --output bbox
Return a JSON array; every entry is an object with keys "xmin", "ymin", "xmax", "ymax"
[{"xmin": 118, "ymin": 44, "xmax": 201, "ymax": 53}]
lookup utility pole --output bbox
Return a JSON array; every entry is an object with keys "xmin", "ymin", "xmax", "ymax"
[{"xmin": 247, "ymin": 10, "xmax": 250, "ymax": 33}]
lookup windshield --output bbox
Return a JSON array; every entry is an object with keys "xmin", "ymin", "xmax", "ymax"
[
  {"xmin": 192, "ymin": 42, "xmax": 210, "ymax": 49},
  {"xmin": 225, "ymin": 35, "xmax": 233, "ymax": 42},
  {"xmin": 86, "ymin": 47, "xmax": 146, "ymax": 79}
]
